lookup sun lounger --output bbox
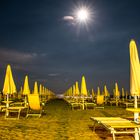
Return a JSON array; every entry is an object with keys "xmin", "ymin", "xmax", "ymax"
[
  {"xmin": 4, "ymin": 101, "xmax": 27, "ymax": 119},
  {"xmin": 90, "ymin": 117, "xmax": 140, "ymax": 140},
  {"xmin": 84, "ymin": 102, "xmax": 96, "ymax": 109},
  {"xmin": 26, "ymin": 94, "xmax": 42, "ymax": 118},
  {"xmin": 70, "ymin": 102, "xmax": 84, "ymax": 110},
  {"xmin": 5, "ymin": 106, "xmax": 27, "ymax": 119},
  {"xmin": 122, "ymin": 102, "xmax": 134, "ymax": 108},
  {"xmin": 95, "ymin": 95, "xmax": 104, "ymax": 109},
  {"xmin": 0, "ymin": 105, "xmax": 6, "ymax": 111}
]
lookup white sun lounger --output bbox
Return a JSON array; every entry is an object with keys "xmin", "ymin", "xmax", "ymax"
[{"xmin": 90, "ymin": 117, "xmax": 140, "ymax": 140}]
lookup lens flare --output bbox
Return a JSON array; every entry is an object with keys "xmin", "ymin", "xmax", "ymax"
[{"xmin": 76, "ymin": 8, "xmax": 89, "ymax": 22}]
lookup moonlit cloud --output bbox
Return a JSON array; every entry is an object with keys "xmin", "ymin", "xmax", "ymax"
[
  {"xmin": 63, "ymin": 16, "xmax": 74, "ymax": 21},
  {"xmin": 62, "ymin": 16, "xmax": 76, "ymax": 25},
  {"xmin": 0, "ymin": 49, "xmax": 47, "ymax": 64},
  {"xmin": 48, "ymin": 73, "xmax": 60, "ymax": 77},
  {"xmin": 0, "ymin": 49, "xmax": 36, "ymax": 63}
]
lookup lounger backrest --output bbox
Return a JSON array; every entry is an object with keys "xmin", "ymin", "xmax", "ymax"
[
  {"xmin": 96, "ymin": 95, "xmax": 104, "ymax": 105},
  {"xmin": 28, "ymin": 94, "xmax": 40, "ymax": 110}
]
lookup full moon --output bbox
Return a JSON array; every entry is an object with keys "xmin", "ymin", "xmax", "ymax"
[{"xmin": 76, "ymin": 8, "xmax": 89, "ymax": 22}]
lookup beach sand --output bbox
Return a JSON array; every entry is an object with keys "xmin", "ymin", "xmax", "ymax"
[{"xmin": 0, "ymin": 99, "xmax": 135, "ymax": 140}]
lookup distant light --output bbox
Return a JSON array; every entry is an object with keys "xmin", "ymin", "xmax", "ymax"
[
  {"xmin": 76, "ymin": 8, "xmax": 89, "ymax": 23},
  {"xmin": 73, "ymin": 4, "xmax": 93, "ymax": 27}
]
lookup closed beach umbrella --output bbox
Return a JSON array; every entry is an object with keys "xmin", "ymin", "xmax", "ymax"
[
  {"xmin": 91, "ymin": 88, "xmax": 95, "ymax": 98},
  {"xmin": 80, "ymin": 76, "xmax": 88, "ymax": 110},
  {"xmin": 115, "ymin": 83, "xmax": 120, "ymax": 97},
  {"xmin": 72, "ymin": 85, "xmax": 76, "ymax": 96},
  {"xmin": 33, "ymin": 81, "xmax": 39, "ymax": 94},
  {"xmin": 104, "ymin": 85, "xmax": 109, "ymax": 104},
  {"xmin": 23, "ymin": 75, "xmax": 30, "ymax": 95},
  {"xmin": 122, "ymin": 88, "xmax": 125, "ymax": 101},
  {"xmin": 130, "ymin": 40, "xmax": 140, "ymax": 96},
  {"xmin": 81, "ymin": 76, "xmax": 88, "ymax": 96},
  {"xmin": 42, "ymin": 86, "xmax": 45, "ymax": 95},
  {"xmin": 97, "ymin": 87, "xmax": 101, "ymax": 96},
  {"xmin": 75, "ymin": 81, "xmax": 80, "ymax": 96},
  {"xmin": 104, "ymin": 85, "xmax": 109, "ymax": 97},
  {"xmin": 114, "ymin": 83, "xmax": 120, "ymax": 106},
  {"xmin": 18, "ymin": 86, "xmax": 23, "ymax": 99},
  {"xmin": 129, "ymin": 39, "xmax": 140, "ymax": 122},
  {"xmin": 3, "ymin": 64, "xmax": 17, "ymax": 107},
  {"xmin": 23, "ymin": 75, "xmax": 30, "ymax": 106},
  {"xmin": 69, "ymin": 87, "xmax": 73, "ymax": 97},
  {"xmin": 39, "ymin": 84, "xmax": 42, "ymax": 95}
]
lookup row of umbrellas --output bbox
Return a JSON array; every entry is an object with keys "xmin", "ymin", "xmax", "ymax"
[
  {"xmin": 2, "ymin": 65, "xmax": 55, "ymax": 107},
  {"xmin": 64, "ymin": 76, "xmax": 128, "ymax": 99},
  {"xmin": 64, "ymin": 76, "xmax": 88, "ymax": 97}
]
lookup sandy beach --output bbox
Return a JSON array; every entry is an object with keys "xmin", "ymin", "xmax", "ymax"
[{"xmin": 0, "ymin": 99, "xmax": 135, "ymax": 140}]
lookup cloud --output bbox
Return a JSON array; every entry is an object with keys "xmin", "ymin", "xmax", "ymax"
[
  {"xmin": 0, "ymin": 49, "xmax": 36, "ymax": 63},
  {"xmin": 62, "ymin": 16, "xmax": 76, "ymax": 26},
  {"xmin": 0, "ymin": 48, "xmax": 48, "ymax": 72},
  {"xmin": 0, "ymin": 48, "xmax": 48, "ymax": 64},
  {"xmin": 63, "ymin": 16, "xmax": 74, "ymax": 21},
  {"xmin": 48, "ymin": 73, "xmax": 60, "ymax": 77}
]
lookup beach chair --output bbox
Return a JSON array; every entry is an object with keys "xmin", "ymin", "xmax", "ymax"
[
  {"xmin": 5, "ymin": 106, "xmax": 27, "ymax": 119},
  {"xmin": 84, "ymin": 98, "xmax": 96, "ymax": 109},
  {"xmin": 122, "ymin": 101, "xmax": 134, "ymax": 108},
  {"xmin": 0, "ymin": 105, "xmax": 6, "ymax": 111},
  {"xmin": 84, "ymin": 102, "xmax": 96, "ymax": 109},
  {"xmin": 95, "ymin": 95, "xmax": 104, "ymax": 109},
  {"xmin": 4, "ymin": 102, "xmax": 27, "ymax": 119},
  {"xmin": 90, "ymin": 117, "xmax": 140, "ymax": 140},
  {"xmin": 26, "ymin": 94, "xmax": 42, "ymax": 118},
  {"xmin": 70, "ymin": 98, "xmax": 84, "ymax": 110}
]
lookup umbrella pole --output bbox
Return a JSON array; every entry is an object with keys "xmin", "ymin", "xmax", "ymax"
[
  {"xmin": 6, "ymin": 94, "xmax": 9, "ymax": 117},
  {"xmin": 134, "ymin": 95, "xmax": 138, "ymax": 122},
  {"xmin": 134, "ymin": 95, "xmax": 139, "ymax": 140},
  {"xmin": 6, "ymin": 94, "xmax": 9, "ymax": 108},
  {"xmin": 82, "ymin": 97, "xmax": 84, "ymax": 110},
  {"xmin": 24, "ymin": 95, "xmax": 27, "ymax": 107}
]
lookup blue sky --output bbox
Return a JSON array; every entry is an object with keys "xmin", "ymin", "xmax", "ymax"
[{"xmin": 0, "ymin": 0, "xmax": 140, "ymax": 94}]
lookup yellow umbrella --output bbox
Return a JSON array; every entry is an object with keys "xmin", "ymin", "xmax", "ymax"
[
  {"xmin": 122, "ymin": 88, "xmax": 125, "ymax": 101},
  {"xmin": 97, "ymin": 87, "xmax": 101, "ymax": 96},
  {"xmin": 114, "ymin": 83, "xmax": 120, "ymax": 97},
  {"xmin": 3, "ymin": 64, "xmax": 16, "ymax": 107},
  {"xmin": 129, "ymin": 39, "xmax": 140, "ymax": 123},
  {"xmin": 80, "ymin": 76, "xmax": 88, "ymax": 110},
  {"xmin": 19, "ymin": 86, "xmax": 23, "ymax": 94},
  {"xmin": 125, "ymin": 91, "xmax": 128, "ymax": 100},
  {"xmin": 72, "ymin": 85, "xmax": 76, "ymax": 96},
  {"xmin": 39, "ymin": 84, "xmax": 42, "ymax": 95},
  {"xmin": 69, "ymin": 87, "xmax": 73, "ymax": 97},
  {"xmin": 81, "ymin": 76, "xmax": 88, "ymax": 96},
  {"xmin": 91, "ymin": 88, "xmax": 95, "ymax": 97},
  {"xmin": 114, "ymin": 83, "xmax": 120, "ymax": 106},
  {"xmin": 42, "ymin": 86, "xmax": 45, "ymax": 95},
  {"xmin": 104, "ymin": 85, "xmax": 109, "ymax": 97},
  {"xmin": 23, "ymin": 75, "xmax": 30, "ymax": 106},
  {"xmin": 75, "ymin": 81, "xmax": 80, "ymax": 96},
  {"xmin": 3, "ymin": 65, "xmax": 16, "ymax": 95},
  {"xmin": 23, "ymin": 75, "xmax": 30, "ymax": 95},
  {"xmin": 18, "ymin": 86, "xmax": 23, "ymax": 99},
  {"xmin": 33, "ymin": 81, "xmax": 39, "ymax": 94},
  {"xmin": 104, "ymin": 85, "xmax": 109, "ymax": 104},
  {"xmin": 130, "ymin": 40, "xmax": 140, "ymax": 96}
]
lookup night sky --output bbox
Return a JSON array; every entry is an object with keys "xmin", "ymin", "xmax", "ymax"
[{"xmin": 0, "ymin": 0, "xmax": 140, "ymax": 94}]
